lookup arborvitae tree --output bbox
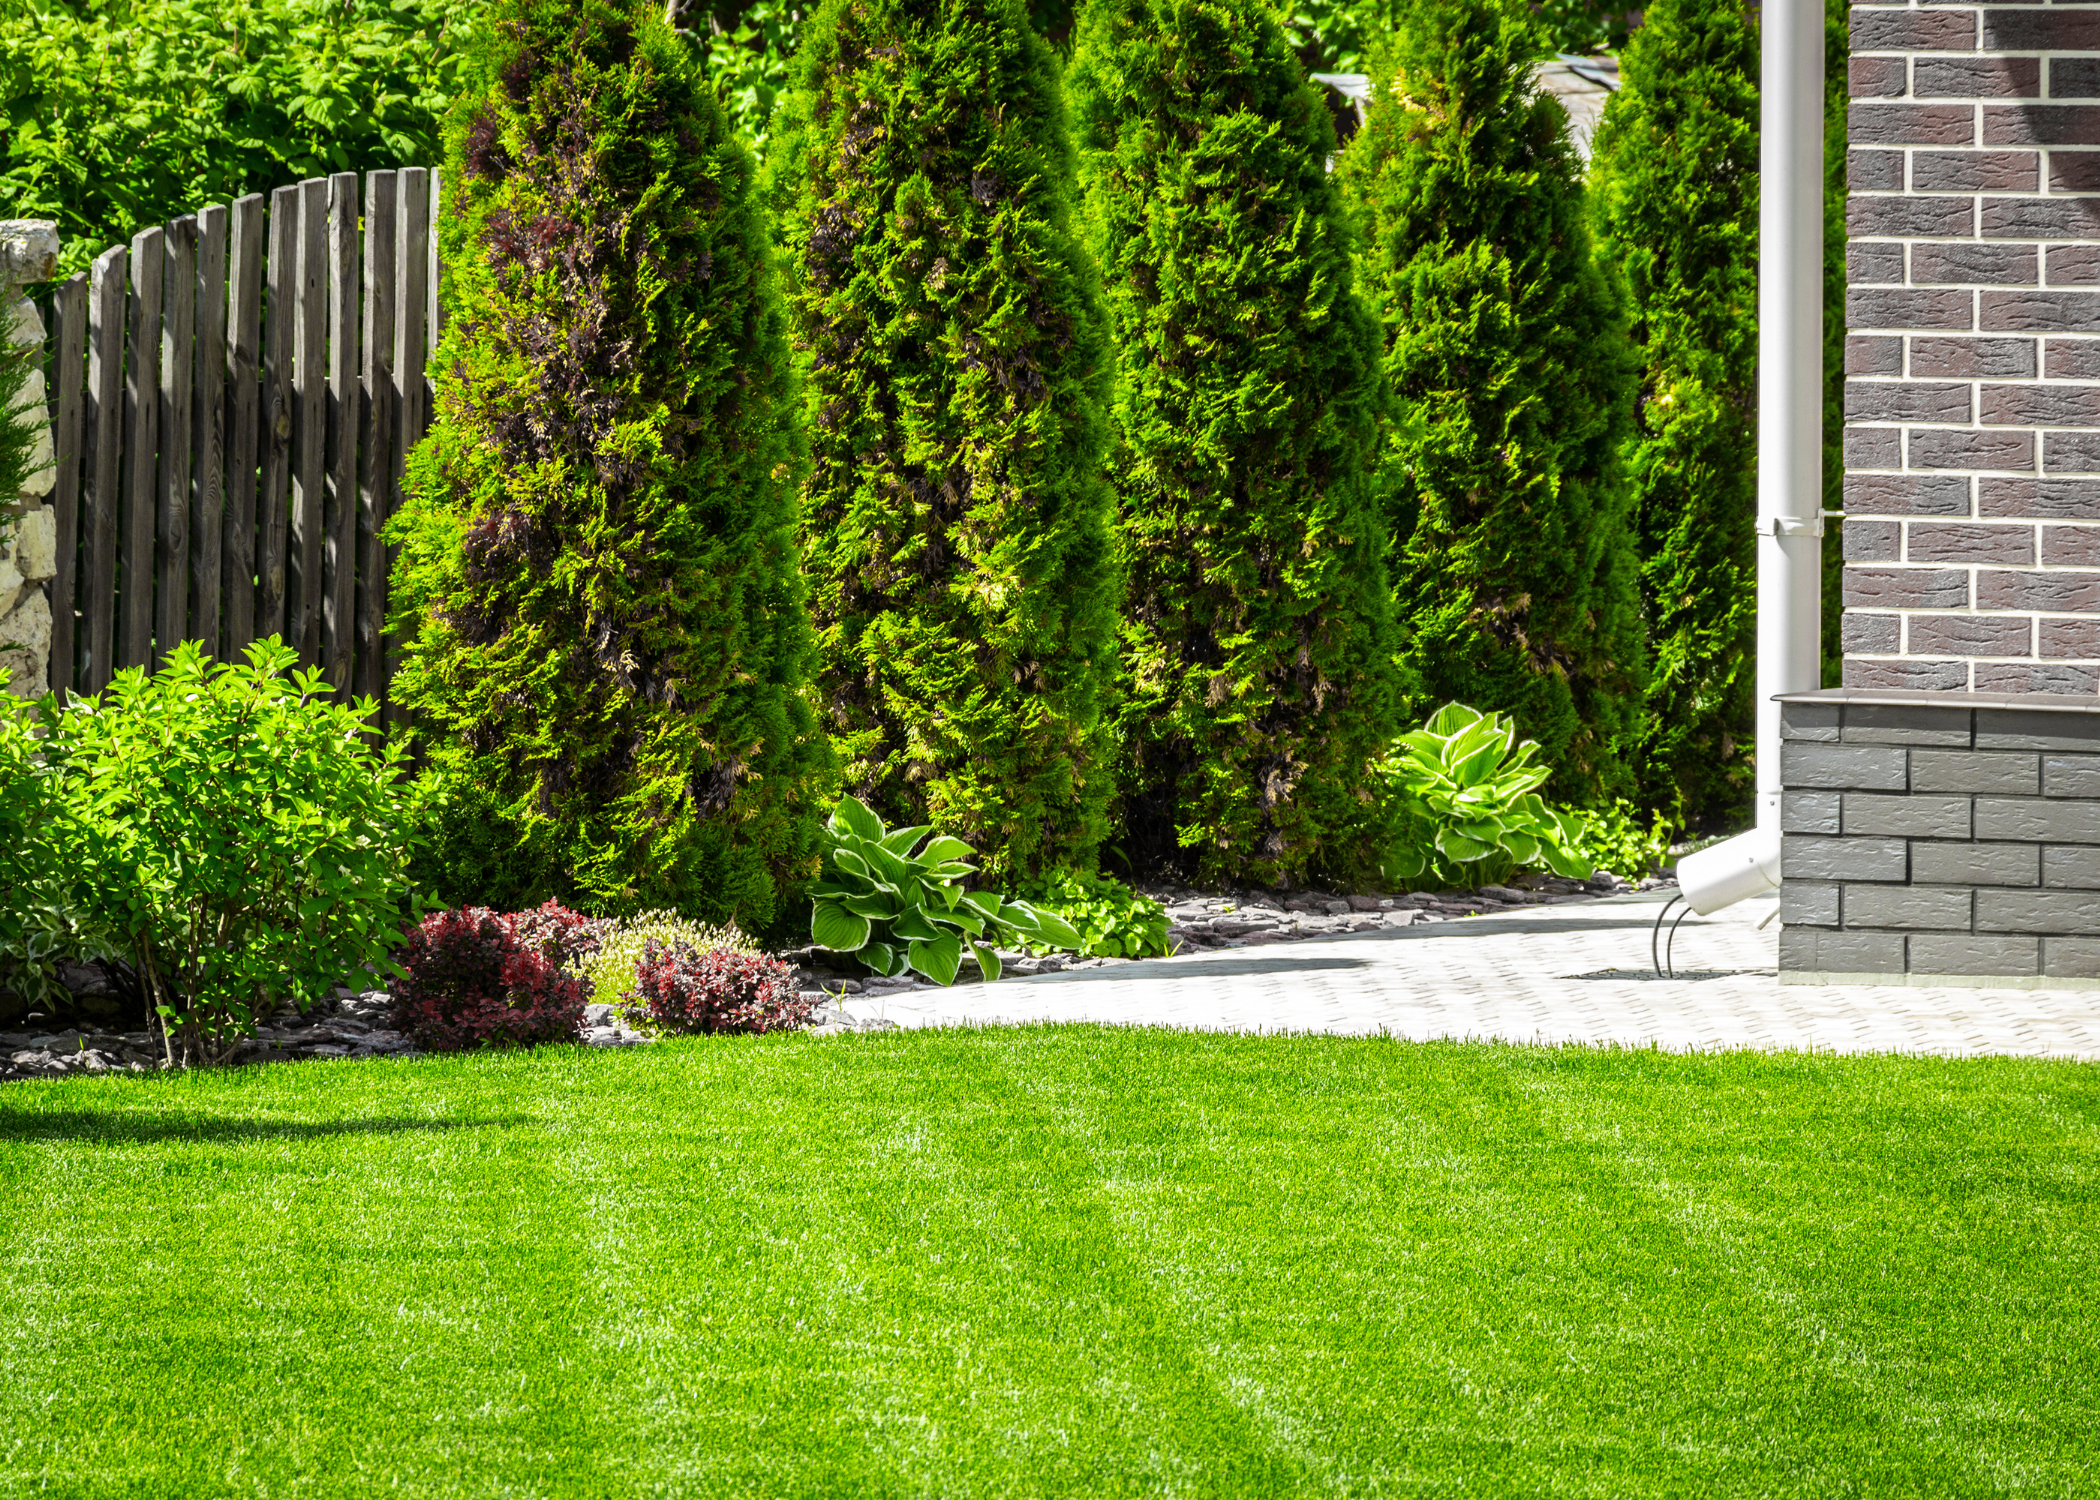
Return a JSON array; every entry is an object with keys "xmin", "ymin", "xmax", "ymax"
[
  {"xmin": 1068, "ymin": 0, "xmax": 1398, "ymax": 884},
  {"xmin": 767, "ymin": 0, "xmax": 1120, "ymax": 880},
  {"xmin": 388, "ymin": 0, "xmax": 826, "ymax": 928},
  {"xmin": 1340, "ymin": 0, "xmax": 1645, "ymax": 805},
  {"xmin": 1589, "ymin": 0, "xmax": 1758, "ymax": 828}
]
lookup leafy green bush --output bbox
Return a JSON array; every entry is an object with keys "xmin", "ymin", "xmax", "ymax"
[
  {"xmin": 585, "ymin": 910, "xmax": 754, "ymax": 1012},
  {"xmin": 38, "ymin": 640, "xmax": 416, "ymax": 1065},
  {"xmin": 1566, "ymin": 797, "xmax": 1675, "ymax": 883},
  {"xmin": 0, "ymin": 0, "xmax": 477, "ymax": 277},
  {"xmin": 1589, "ymin": 0, "xmax": 1758, "ymax": 828},
  {"xmin": 1069, "ymin": 0, "xmax": 1398, "ymax": 886},
  {"xmin": 809, "ymin": 796, "xmax": 1080, "ymax": 985},
  {"xmin": 1015, "ymin": 869, "xmax": 1169, "ymax": 959},
  {"xmin": 0, "ymin": 688, "xmax": 90, "ymax": 1024},
  {"xmin": 1339, "ymin": 0, "xmax": 1645, "ymax": 806},
  {"xmin": 1374, "ymin": 703, "xmax": 1591, "ymax": 890},
  {"xmin": 389, "ymin": 0, "xmax": 828, "ymax": 929},
  {"xmin": 0, "ymin": 330, "xmax": 36, "ymax": 523},
  {"xmin": 767, "ymin": 0, "xmax": 1121, "ymax": 882}
]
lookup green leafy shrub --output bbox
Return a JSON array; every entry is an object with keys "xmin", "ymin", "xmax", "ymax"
[
  {"xmin": 0, "ymin": 688, "xmax": 90, "ymax": 1024},
  {"xmin": 628, "ymin": 941, "xmax": 808, "ymax": 1033},
  {"xmin": 388, "ymin": 0, "xmax": 828, "ymax": 928},
  {"xmin": 1566, "ymin": 797, "xmax": 1675, "ymax": 883},
  {"xmin": 809, "ymin": 796, "xmax": 1081, "ymax": 985},
  {"xmin": 1340, "ymin": 0, "xmax": 1645, "ymax": 805},
  {"xmin": 1375, "ymin": 703, "xmax": 1591, "ymax": 890},
  {"xmin": 387, "ymin": 901, "xmax": 600, "ymax": 1051},
  {"xmin": 0, "ymin": 0, "xmax": 477, "ymax": 277},
  {"xmin": 39, "ymin": 640, "xmax": 416, "ymax": 1065},
  {"xmin": 1589, "ymin": 0, "xmax": 1758, "ymax": 828},
  {"xmin": 1069, "ymin": 0, "xmax": 1398, "ymax": 886},
  {"xmin": 585, "ymin": 910, "xmax": 754, "ymax": 1013},
  {"xmin": 768, "ymin": 0, "xmax": 1121, "ymax": 881},
  {"xmin": 0, "ymin": 329, "xmax": 36, "ymax": 522},
  {"xmin": 1016, "ymin": 869, "xmax": 1168, "ymax": 959}
]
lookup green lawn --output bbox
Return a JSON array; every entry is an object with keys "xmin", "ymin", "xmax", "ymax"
[{"xmin": 1, "ymin": 1028, "xmax": 2095, "ymax": 1498}]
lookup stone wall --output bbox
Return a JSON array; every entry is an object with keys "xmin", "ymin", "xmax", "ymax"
[
  {"xmin": 0, "ymin": 220, "xmax": 57, "ymax": 698},
  {"xmin": 1778, "ymin": 692, "xmax": 2100, "ymax": 984},
  {"xmin": 1845, "ymin": 1, "xmax": 2100, "ymax": 694}
]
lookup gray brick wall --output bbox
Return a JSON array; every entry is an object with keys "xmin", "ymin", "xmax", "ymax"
[
  {"xmin": 1846, "ymin": 2, "xmax": 2100, "ymax": 695},
  {"xmin": 1777, "ymin": 695, "xmax": 2100, "ymax": 979}
]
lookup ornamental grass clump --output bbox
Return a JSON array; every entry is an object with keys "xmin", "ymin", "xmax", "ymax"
[
  {"xmin": 1340, "ymin": 0, "xmax": 1645, "ymax": 805},
  {"xmin": 388, "ymin": 901, "xmax": 602, "ymax": 1051},
  {"xmin": 1068, "ymin": 0, "xmax": 1398, "ymax": 884},
  {"xmin": 768, "ymin": 0, "xmax": 1121, "ymax": 880},
  {"xmin": 388, "ymin": 0, "xmax": 827, "ymax": 928},
  {"xmin": 1589, "ymin": 0, "xmax": 1760, "ymax": 828},
  {"xmin": 627, "ymin": 942, "xmax": 808, "ymax": 1034}
]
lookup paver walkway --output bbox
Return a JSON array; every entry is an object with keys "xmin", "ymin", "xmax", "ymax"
[{"xmin": 839, "ymin": 891, "xmax": 2100, "ymax": 1060}]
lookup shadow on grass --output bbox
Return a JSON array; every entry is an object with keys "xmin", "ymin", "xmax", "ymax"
[{"xmin": 0, "ymin": 1112, "xmax": 533, "ymax": 1146}]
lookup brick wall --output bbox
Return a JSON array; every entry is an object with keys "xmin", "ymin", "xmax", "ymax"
[
  {"xmin": 1845, "ymin": 2, "xmax": 2100, "ymax": 694},
  {"xmin": 1777, "ymin": 695, "xmax": 2100, "ymax": 982}
]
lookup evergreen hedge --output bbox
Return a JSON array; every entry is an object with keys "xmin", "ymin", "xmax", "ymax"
[
  {"xmin": 1340, "ymin": 0, "xmax": 1645, "ymax": 806},
  {"xmin": 1589, "ymin": 0, "xmax": 1758, "ymax": 827},
  {"xmin": 768, "ymin": 0, "xmax": 1120, "ymax": 880},
  {"xmin": 387, "ymin": 0, "xmax": 825, "ymax": 928},
  {"xmin": 1069, "ymin": 0, "xmax": 1398, "ymax": 884}
]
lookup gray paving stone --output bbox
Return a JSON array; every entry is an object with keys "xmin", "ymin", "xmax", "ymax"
[{"xmin": 840, "ymin": 895, "xmax": 2100, "ymax": 1061}]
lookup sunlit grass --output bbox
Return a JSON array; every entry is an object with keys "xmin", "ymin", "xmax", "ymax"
[{"xmin": 1, "ymin": 1028, "xmax": 2095, "ymax": 1497}]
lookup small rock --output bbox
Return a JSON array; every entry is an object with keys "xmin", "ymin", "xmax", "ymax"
[
  {"xmin": 583, "ymin": 1003, "xmax": 616, "ymax": 1027},
  {"xmin": 1322, "ymin": 899, "xmax": 1352, "ymax": 916},
  {"xmin": 1348, "ymin": 895, "xmax": 1383, "ymax": 912}
]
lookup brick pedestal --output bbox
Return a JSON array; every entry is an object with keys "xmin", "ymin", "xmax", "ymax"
[{"xmin": 1778, "ymin": 688, "xmax": 2100, "ymax": 985}]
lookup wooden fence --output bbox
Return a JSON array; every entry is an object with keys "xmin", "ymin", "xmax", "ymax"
[{"xmin": 35, "ymin": 167, "xmax": 443, "ymax": 712}]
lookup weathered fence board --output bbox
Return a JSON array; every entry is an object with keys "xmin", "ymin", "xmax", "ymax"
[
  {"xmin": 191, "ymin": 204, "xmax": 227, "ymax": 654},
  {"xmin": 34, "ymin": 167, "xmax": 440, "ymax": 714},
  {"xmin": 224, "ymin": 194, "xmax": 263, "ymax": 656},
  {"xmin": 48, "ymin": 274, "xmax": 84, "ymax": 697},
  {"xmin": 82, "ymin": 245, "xmax": 124, "ymax": 694}
]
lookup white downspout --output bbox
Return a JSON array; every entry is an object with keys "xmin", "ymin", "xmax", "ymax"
[{"xmin": 1674, "ymin": 0, "xmax": 1824, "ymax": 915}]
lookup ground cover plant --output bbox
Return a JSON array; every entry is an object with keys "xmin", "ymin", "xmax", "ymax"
[
  {"xmin": 1, "ymin": 1030, "xmax": 2096, "ymax": 1495},
  {"xmin": 1341, "ymin": 0, "xmax": 1644, "ymax": 807},
  {"xmin": 389, "ymin": 0, "xmax": 827, "ymax": 929},
  {"xmin": 768, "ymin": 0, "xmax": 1122, "ymax": 881},
  {"xmin": 1070, "ymin": 0, "xmax": 1398, "ymax": 887}
]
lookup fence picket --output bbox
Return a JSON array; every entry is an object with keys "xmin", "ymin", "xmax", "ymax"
[
  {"xmin": 48, "ymin": 275, "xmax": 85, "ymax": 698},
  {"xmin": 156, "ymin": 216, "xmax": 195, "ymax": 666},
  {"xmin": 82, "ymin": 246, "xmax": 124, "ymax": 694},
  {"xmin": 120, "ymin": 226, "xmax": 161, "ymax": 671},
  {"xmin": 323, "ymin": 173, "xmax": 361, "ymax": 695},
  {"xmin": 359, "ymin": 171, "xmax": 398, "ymax": 704},
  {"xmin": 224, "ymin": 194, "xmax": 264, "ymax": 656},
  {"xmin": 290, "ymin": 177, "xmax": 328, "ymax": 668},
  {"xmin": 192, "ymin": 205, "xmax": 227, "ymax": 654},
  {"xmin": 259, "ymin": 186, "xmax": 297, "ymax": 643}
]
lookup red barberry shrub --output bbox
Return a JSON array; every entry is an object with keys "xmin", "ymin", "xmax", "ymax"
[
  {"xmin": 388, "ymin": 902, "xmax": 603, "ymax": 1051},
  {"xmin": 628, "ymin": 941, "xmax": 810, "ymax": 1035}
]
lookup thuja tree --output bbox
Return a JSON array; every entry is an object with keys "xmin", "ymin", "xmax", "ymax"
[
  {"xmin": 1588, "ymin": 0, "xmax": 1758, "ymax": 827},
  {"xmin": 768, "ymin": 0, "xmax": 1120, "ymax": 879},
  {"xmin": 1340, "ymin": 0, "xmax": 1644, "ymax": 805},
  {"xmin": 388, "ymin": 0, "xmax": 827, "ymax": 927},
  {"xmin": 1069, "ymin": 0, "xmax": 1398, "ymax": 883}
]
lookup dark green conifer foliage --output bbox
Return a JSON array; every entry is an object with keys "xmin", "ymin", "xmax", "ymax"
[
  {"xmin": 1068, "ymin": 0, "xmax": 1398, "ymax": 884},
  {"xmin": 1340, "ymin": 0, "xmax": 1645, "ymax": 805},
  {"xmin": 1589, "ymin": 0, "xmax": 1758, "ymax": 827},
  {"xmin": 768, "ymin": 0, "xmax": 1120, "ymax": 880},
  {"xmin": 387, "ymin": 0, "xmax": 826, "ymax": 926}
]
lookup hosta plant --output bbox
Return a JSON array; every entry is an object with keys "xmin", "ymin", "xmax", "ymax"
[
  {"xmin": 1016, "ymin": 870, "xmax": 1170, "ymax": 960},
  {"xmin": 1376, "ymin": 704, "xmax": 1593, "ymax": 889},
  {"xmin": 810, "ymin": 797, "xmax": 1082, "ymax": 985}
]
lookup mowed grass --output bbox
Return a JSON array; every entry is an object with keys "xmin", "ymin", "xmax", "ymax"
[{"xmin": 1, "ymin": 1028, "xmax": 2096, "ymax": 1498}]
